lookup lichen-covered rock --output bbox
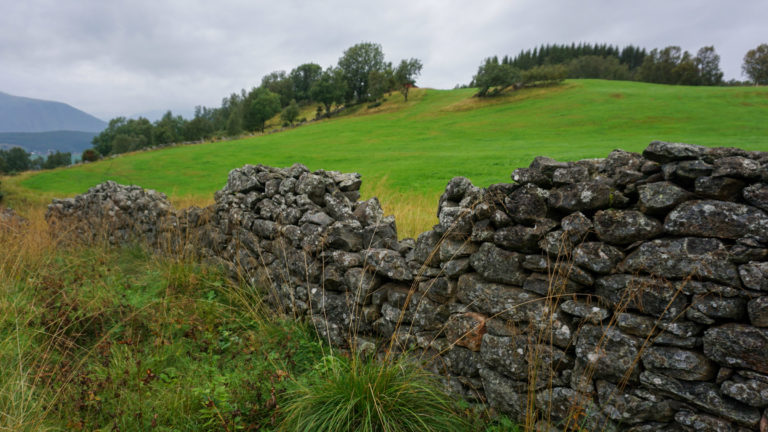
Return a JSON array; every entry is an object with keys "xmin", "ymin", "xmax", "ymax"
[
  {"xmin": 469, "ymin": 242, "xmax": 527, "ymax": 286},
  {"xmin": 559, "ymin": 300, "xmax": 610, "ymax": 324},
  {"xmin": 620, "ymin": 237, "xmax": 740, "ymax": 287},
  {"xmin": 595, "ymin": 274, "xmax": 689, "ymax": 319},
  {"xmin": 479, "ymin": 368, "xmax": 526, "ymax": 417},
  {"xmin": 704, "ymin": 324, "xmax": 768, "ymax": 374},
  {"xmin": 664, "ymin": 200, "xmax": 768, "ymax": 242},
  {"xmin": 362, "ymin": 248, "xmax": 411, "ymax": 281},
  {"xmin": 674, "ymin": 410, "xmax": 740, "ymax": 432},
  {"xmin": 594, "ymin": 209, "xmax": 663, "ymax": 245},
  {"xmin": 643, "ymin": 141, "xmax": 708, "ymax": 162},
  {"xmin": 740, "ymin": 262, "xmax": 768, "ymax": 291},
  {"xmin": 573, "ymin": 242, "xmax": 624, "ymax": 274},
  {"xmin": 713, "ymin": 156, "xmax": 763, "ymax": 179},
  {"xmin": 720, "ymin": 376, "xmax": 768, "ymax": 408},
  {"xmin": 749, "ymin": 297, "xmax": 768, "ymax": 327},
  {"xmin": 457, "ymin": 273, "xmax": 542, "ymax": 322},
  {"xmin": 637, "ymin": 181, "xmax": 692, "ymax": 215},
  {"xmin": 743, "ymin": 183, "xmax": 768, "ymax": 212},
  {"xmin": 641, "ymin": 346, "xmax": 717, "ymax": 381},
  {"xmin": 575, "ymin": 325, "xmax": 642, "ymax": 383},
  {"xmin": 640, "ymin": 371, "xmax": 761, "ymax": 427},
  {"xmin": 444, "ymin": 312, "xmax": 486, "ymax": 351},
  {"xmin": 596, "ymin": 380, "xmax": 675, "ymax": 425},
  {"xmin": 548, "ymin": 179, "xmax": 627, "ymax": 212},
  {"xmin": 481, "ymin": 334, "xmax": 570, "ymax": 382},
  {"xmin": 695, "ymin": 176, "xmax": 747, "ymax": 201}
]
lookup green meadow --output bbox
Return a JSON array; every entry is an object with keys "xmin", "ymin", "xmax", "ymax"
[{"xmin": 15, "ymin": 79, "xmax": 768, "ymax": 235}]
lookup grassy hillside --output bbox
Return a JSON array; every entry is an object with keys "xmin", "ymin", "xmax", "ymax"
[{"xmin": 13, "ymin": 79, "xmax": 768, "ymax": 235}]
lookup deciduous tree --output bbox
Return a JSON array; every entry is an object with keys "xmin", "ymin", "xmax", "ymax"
[
  {"xmin": 394, "ymin": 58, "xmax": 423, "ymax": 101},
  {"xmin": 743, "ymin": 43, "xmax": 768, "ymax": 85},
  {"xmin": 338, "ymin": 42, "xmax": 385, "ymax": 102}
]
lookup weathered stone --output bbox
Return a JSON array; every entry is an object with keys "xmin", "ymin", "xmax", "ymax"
[
  {"xmin": 418, "ymin": 277, "xmax": 455, "ymax": 303},
  {"xmin": 409, "ymin": 296, "xmax": 448, "ymax": 331},
  {"xmin": 470, "ymin": 218, "xmax": 495, "ymax": 242},
  {"xmin": 620, "ymin": 237, "xmax": 740, "ymax": 287},
  {"xmin": 441, "ymin": 257, "xmax": 471, "ymax": 279},
  {"xmin": 439, "ymin": 238, "xmax": 478, "ymax": 261},
  {"xmin": 490, "ymin": 209, "xmax": 513, "ymax": 228},
  {"xmin": 721, "ymin": 376, "xmax": 768, "ymax": 408},
  {"xmin": 641, "ymin": 346, "xmax": 717, "ymax": 381},
  {"xmin": 363, "ymin": 248, "xmax": 411, "ymax": 281},
  {"xmin": 479, "ymin": 368, "xmax": 526, "ymax": 417},
  {"xmin": 674, "ymin": 410, "xmax": 739, "ymax": 432},
  {"xmin": 362, "ymin": 218, "xmax": 398, "ymax": 249},
  {"xmin": 553, "ymin": 165, "xmax": 590, "ymax": 185},
  {"xmin": 409, "ymin": 230, "xmax": 441, "ymax": 267},
  {"xmin": 749, "ymin": 297, "xmax": 768, "ymax": 327},
  {"xmin": 325, "ymin": 220, "xmax": 363, "ymax": 251},
  {"xmin": 640, "ymin": 371, "xmax": 761, "ymax": 427},
  {"xmin": 695, "ymin": 176, "xmax": 746, "ymax": 201},
  {"xmin": 296, "ymin": 173, "xmax": 327, "ymax": 204},
  {"xmin": 344, "ymin": 267, "xmax": 381, "ymax": 301},
  {"xmin": 573, "ymin": 242, "xmax": 624, "ymax": 274},
  {"xmin": 560, "ymin": 299, "xmax": 610, "ymax": 324},
  {"xmin": 299, "ymin": 210, "xmax": 334, "ymax": 227},
  {"xmin": 596, "ymin": 380, "xmax": 675, "ymax": 424},
  {"xmin": 444, "ymin": 312, "xmax": 487, "ymax": 351},
  {"xmin": 594, "ymin": 209, "xmax": 663, "ymax": 245},
  {"xmin": 713, "ymin": 156, "xmax": 763, "ymax": 179},
  {"xmin": 744, "ymin": 183, "xmax": 768, "ymax": 212},
  {"xmin": 688, "ymin": 294, "xmax": 747, "ymax": 322},
  {"xmin": 596, "ymin": 274, "xmax": 689, "ymax": 319},
  {"xmin": 353, "ymin": 197, "xmax": 384, "ymax": 226},
  {"xmin": 511, "ymin": 167, "xmax": 551, "ymax": 187},
  {"xmin": 548, "ymin": 179, "xmax": 627, "ymax": 212},
  {"xmin": 481, "ymin": 334, "xmax": 570, "ymax": 381},
  {"xmin": 704, "ymin": 324, "xmax": 768, "ymax": 374},
  {"xmin": 740, "ymin": 262, "xmax": 768, "ymax": 291},
  {"xmin": 664, "ymin": 200, "xmax": 768, "ymax": 242},
  {"xmin": 226, "ymin": 165, "xmax": 264, "ymax": 193},
  {"xmin": 469, "ymin": 242, "xmax": 527, "ymax": 286},
  {"xmin": 436, "ymin": 205, "xmax": 473, "ymax": 237},
  {"xmin": 441, "ymin": 176, "xmax": 474, "ymax": 202},
  {"xmin": 522, "ymin": 254, "xmax": 548, "ymax": 272},
  {"xmin": 441, "ymin": 346, "xmax": 481, "ymax": 377},
  {"xmin": 674, "ymin": 159, "xmax": 714, "ymax": 182},
  {"xmin": 575, "ymin": 324, "xmax": 642, "ymax": 382},
  {"xmin": 523, "ymin": 272, "xmax": 583, "ymax": 296},
  {"xmin": 457, "ymin": 273, "xmax": 542, "ymax": 322},
  {"xmin": 506, "ymin": 184, "xmax": 549, "ymax": 224},
  {"xmin": 494, "ymin": 220, "xmax": 557, "ymax": 253},
  {"xmin": 637, "ymin": 182, "xmax": 693, "ymax": 215},
  {"xmin": 643, "ymin": 141, "xmax": 708, "ymax": 163}
]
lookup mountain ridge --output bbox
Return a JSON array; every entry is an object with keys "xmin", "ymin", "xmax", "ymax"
[{"xmin": 0, "ymin": 91, "xmax": 106, "ymax": 133}]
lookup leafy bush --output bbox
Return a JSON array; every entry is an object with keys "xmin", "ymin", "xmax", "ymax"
[{"xmin": 279, "ymin": 353, "xmax": 467, "ymax": 432}]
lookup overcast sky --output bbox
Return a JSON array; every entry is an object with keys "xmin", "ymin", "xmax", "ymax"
[{"xmin": 1, "ymin": 0, "xmax": 766, "ymax": 120}]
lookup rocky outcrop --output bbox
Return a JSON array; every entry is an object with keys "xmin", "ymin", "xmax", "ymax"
[{"xmin": 46, "ymin": 141, "xmax": 768, "ymax": 430}]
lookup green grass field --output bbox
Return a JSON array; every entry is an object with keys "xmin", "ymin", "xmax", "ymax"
[{"xmin": 12, "ymin": 79, "xmax": 768, "ymax": 235}]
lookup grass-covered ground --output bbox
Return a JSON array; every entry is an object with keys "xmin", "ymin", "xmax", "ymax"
[
  {"xmin": 1, "ymin": 207, "xmax": 510, "ymax": 431},
  {"xmin": 10, "ymin": 79, "xmax": 768, "ymax": 237}
]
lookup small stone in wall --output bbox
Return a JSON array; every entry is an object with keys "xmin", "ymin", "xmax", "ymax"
[{"xmin": 749, "ymin": 297, "xmax": 768, "ymax": 327}]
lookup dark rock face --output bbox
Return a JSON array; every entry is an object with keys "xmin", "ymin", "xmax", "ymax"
[
  {"xmin": 594, "ymin": 209, "xmax": 663, "ymax": 245},
  {"xmin": 664, "ymin": 200, "xmax": 768, "ymax": 242},
  {"xmin": 46, "ymin": 141, "xmax": 768, "ymax": 431},
  {"xmin": 620, "ymin": 237, "xmax": 739, "ymax": 286},
  {"xmin": 704, "ymin": 324, "xmax": 768, "ymax": 374}
]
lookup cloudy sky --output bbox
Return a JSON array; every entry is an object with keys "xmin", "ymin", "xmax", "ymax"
[{"xmin": 1, "ymin": 0, "xmax": 766, "ymax": 120}]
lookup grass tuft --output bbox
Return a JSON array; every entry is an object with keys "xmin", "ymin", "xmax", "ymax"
[{"xmin": 280, "ymin": 352, "xmax": 468, "ymax": 432}]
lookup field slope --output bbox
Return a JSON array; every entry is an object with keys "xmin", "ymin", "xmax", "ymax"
[{"xmin": 15, "ymin": 79, "xmax": 768, "ymax": 233}]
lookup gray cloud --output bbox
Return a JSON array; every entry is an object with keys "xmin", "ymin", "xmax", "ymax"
[{"xmin": 1, "ymin": 0, "xmax": 766, "ymax": 119}]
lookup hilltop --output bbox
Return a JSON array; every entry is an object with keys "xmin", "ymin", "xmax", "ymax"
[{"xmin": 0, "ymin": 91, "xmax": 106, "ymax": 133}]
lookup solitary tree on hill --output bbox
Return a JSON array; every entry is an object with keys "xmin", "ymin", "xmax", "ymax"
[
  {"xmin": 338, "ymin": 42, "xmax": 385, "ymax": 102},
  {"xmin": 395, "ymin": 58, "xmax": 423, "ymax": 101}
]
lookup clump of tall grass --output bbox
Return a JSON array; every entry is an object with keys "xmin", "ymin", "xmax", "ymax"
[{"xmin": 279, "ymin": 352, "xmax": 468, "ymax": 432}]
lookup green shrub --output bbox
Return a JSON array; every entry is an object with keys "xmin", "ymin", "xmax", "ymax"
[{"xmin": 279, "ymin": 353, "xmax": 467, "ymax": 432}]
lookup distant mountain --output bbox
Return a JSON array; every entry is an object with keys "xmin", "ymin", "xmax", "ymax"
[
  {"xmin": 0, "ymin": 91, "xmax": 106, "ymax": 133},
  {"xmin": 0, "ymin": 131, "xmax": 97, "ymax": 154}
]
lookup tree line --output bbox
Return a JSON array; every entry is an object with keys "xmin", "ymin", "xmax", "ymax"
[
  {"xmin": 91, "ymin": 42, "xmax": 423, "ymax": 157},
  {"xmin": 471, "ymin": 42, "xmax": 768, "ymax": 97},
  {"xmin": 0, "ymin": 147, "xmax": 72, "ymax": 175}
]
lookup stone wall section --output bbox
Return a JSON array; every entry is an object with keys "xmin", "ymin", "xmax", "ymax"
[{"xmin": 46, "ymin": 141, "xmax": 768, "ymax": 431}]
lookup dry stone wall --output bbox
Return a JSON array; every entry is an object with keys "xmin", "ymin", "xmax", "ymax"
[{"xmin": 46, "ymin": 141, "xmax": 768, "ymax": 431}]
